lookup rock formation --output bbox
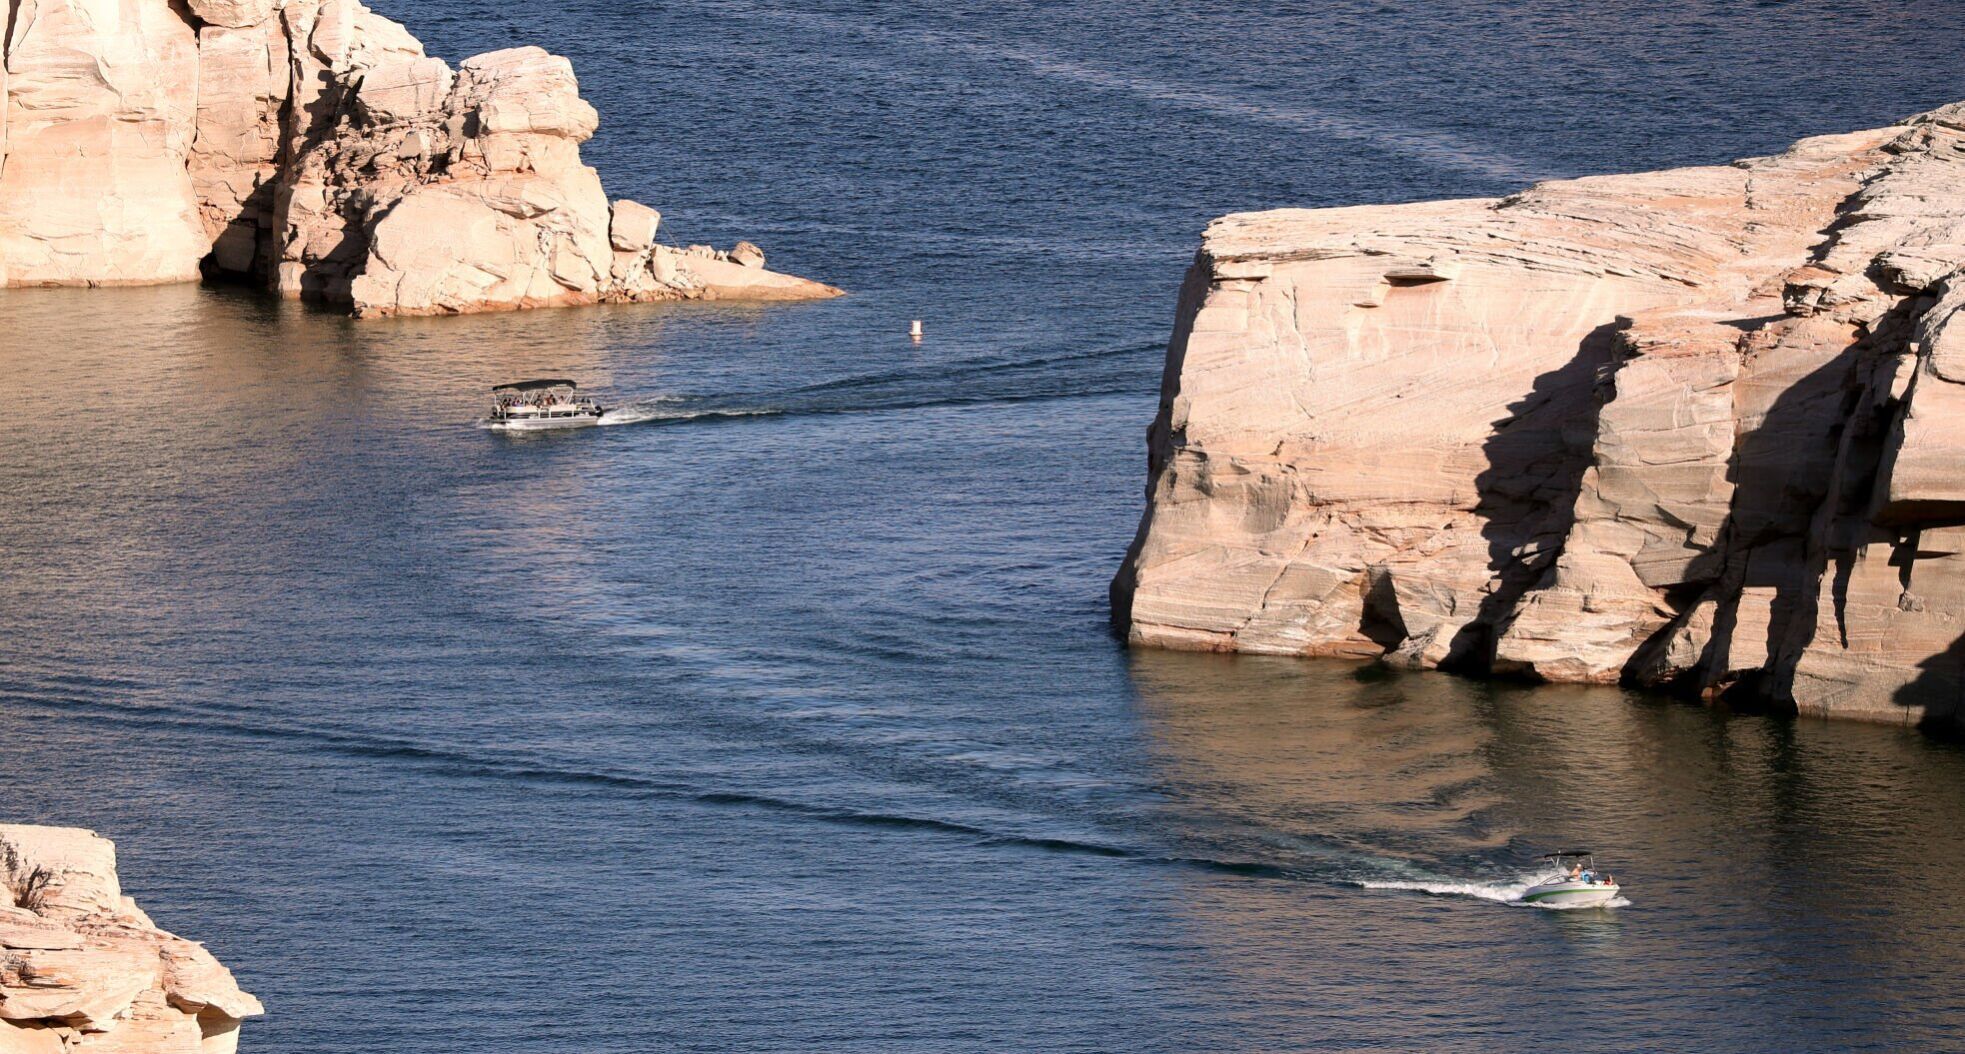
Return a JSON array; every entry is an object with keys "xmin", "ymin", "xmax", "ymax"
[
  {"xmin": 1114, "ymin": 104, "xmax": 1965, "ymax": 730},
  {"xmin": 0, "ymin": 0, "xmax": 207, "ymax": 287},
  {"xmin": 0, "ymin": 824, "xmax": 262, "ymax": 1053},
  {"xmin": 0, "ymin": 0, "xmax": 840, "ymax": 313}
]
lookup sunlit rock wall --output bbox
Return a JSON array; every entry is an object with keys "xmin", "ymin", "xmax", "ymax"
[
  {"xmin": 0, "ymin": 0, "xmax": 209, "ymax": 287},
  {"xmin": 1115, "ymin": 105, "xmax": 1965, "ymax": 730}
]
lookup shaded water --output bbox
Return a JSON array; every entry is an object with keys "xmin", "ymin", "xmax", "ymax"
[{"xmin": 6, "ymin": 2, "xmax": 1965, "ymax": 1051}]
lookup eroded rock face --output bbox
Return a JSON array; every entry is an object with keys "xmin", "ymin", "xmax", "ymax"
[
  {"xmin": 0, "ymin": 0, "xmax": 209, "ymax": 287},
  {"xmin": 190, "ymin": 15, "xmax": 293, "ymax": 276},
  {"xmin": 0, "ymin": 0, "xmax": 839, "ymax": 311},
  {"xmin": 0, "ymin": 825, "xmax": 262, "ymax": 1053},
  {"xmin": 1115, "ymin": 105, "xmax": 1965, "ymax": 730}
]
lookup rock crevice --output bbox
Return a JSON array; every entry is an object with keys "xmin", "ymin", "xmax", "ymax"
[{"xmin": 1115, "ymin": 105, "xmax": 1965, "ymax": 730}]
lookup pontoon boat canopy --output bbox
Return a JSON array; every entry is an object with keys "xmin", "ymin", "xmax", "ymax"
[
  {"xmin": 1540, "ymin": 850, "xmax": 1593, "ymax": 859},
  {"xmin": 492, "ymin": 379, "xmax": 578, "ymax": 392}
]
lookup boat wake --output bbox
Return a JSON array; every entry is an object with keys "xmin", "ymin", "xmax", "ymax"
[
  {"xmin": 483, "ymin": 338, "xmax": 1155, "ymax": 434},
  {"xmin": 1359, "ymin": 874, "xmax": 1542, "ymax": 904},
  {"xmin": 596, "ymin": 401, "xmax": 782, "ymax": 427}
]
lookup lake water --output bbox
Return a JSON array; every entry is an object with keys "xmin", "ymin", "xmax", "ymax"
[{"xmin": 6, "ymin": 2, "xmax": 1965, "ymax": 1051}]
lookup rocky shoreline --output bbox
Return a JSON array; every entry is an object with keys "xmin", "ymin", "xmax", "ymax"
[
  {"xmin": 0, "ymin": 0, "xmax": 840, "ymax": 315},
  {"xmin": 1114, "ymin": 103, "xmax": 1965, "ymax": 731},
  {"xmin": 0, "ymin": 825, "xmax": 261, "ymax": 1053}
]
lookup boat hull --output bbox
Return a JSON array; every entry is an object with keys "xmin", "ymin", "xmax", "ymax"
[
  {"xmin": 484, "ymin": 413, "xmax": 603, "ymax": 431},
  {"xmin": 1521, "ymin": 881, "xmax": 1620, "ymax": 908}
]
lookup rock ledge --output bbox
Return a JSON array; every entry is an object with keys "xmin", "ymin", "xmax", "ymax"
[{"xmin": 0, "ymin": 824, "xmax": 262, "ymax": 1054}]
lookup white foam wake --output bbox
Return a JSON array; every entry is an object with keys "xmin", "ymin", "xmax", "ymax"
[
  {"xmin": 596, "ymin": 402, "xmax": 779, "ymax": 426},
  {"xmin": 1359, "ymin": 874, "xmax": 1544, "ymax": 905},
  {"xmin": 597, "ymin": 405, "xmax": 670, "ymax": 426}
]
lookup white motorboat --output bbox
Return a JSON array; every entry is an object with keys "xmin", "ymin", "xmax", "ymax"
[
  {"xmin": 1521, "ymin": 850, "xmax": 1622, "ymax": 909},
  {"xmin": 485, "ymin": 379, "xmax": 606, "ymax": 431}
]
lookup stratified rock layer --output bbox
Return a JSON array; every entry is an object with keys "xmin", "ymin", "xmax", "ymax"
[
  {"xmin": 0, "ymin": 0, "xmax": 839, "ymax": 313},
  {"xmin": 0, "ymin": 825, "xmax": 262, "ymax": 1053},
  {"xmin": 1114, "ymin": 105, "xmax": 1965, "ymax": 730}
]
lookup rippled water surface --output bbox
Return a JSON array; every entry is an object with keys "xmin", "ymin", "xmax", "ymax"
[{"xmin": 6, "ymin": 3, "xmax": 1965, "ymax": 1051}]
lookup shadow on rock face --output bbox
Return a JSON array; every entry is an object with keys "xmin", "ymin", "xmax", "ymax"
[
  {"xmin": 1448, "ymin": 319, "xmax": 1626, "ymax": 674},
  {"xmin": 1898, "ymin": 633, "xmax": 1965, "ymax": 739},
  {"xmin": 1648, "ymin": 328, "xmax": 1867, "ymax": 706}
]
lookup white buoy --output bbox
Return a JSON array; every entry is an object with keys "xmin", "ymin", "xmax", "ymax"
[{"xmin": 910, "ymin": 319, "xmax": 923, "ymax": 341}]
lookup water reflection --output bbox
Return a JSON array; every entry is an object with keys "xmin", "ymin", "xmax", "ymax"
[
  {"xmin": 1127, "ymin": 652, "xmax": 1510, "ymax": 866},
  {"xmin": 1126, "ymin": 649, "xmax": 1965, "ymax": 1047}
]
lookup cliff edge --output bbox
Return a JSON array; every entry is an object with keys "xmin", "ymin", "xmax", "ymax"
[
  {"xmin": 1114, "ymin": 104, "xmax": 1965, "ymax": 730},
  {"xmin": 0, "ymin": 824, "xmax": 262, "ymax": 1053},
  {"xmin": 0, "ymin": 0, "xmax": 840, "ymax": 315}
]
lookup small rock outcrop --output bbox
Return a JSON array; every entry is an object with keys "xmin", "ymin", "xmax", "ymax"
[
  {"xmin": 0, "ymin": 0, "xmax": 840, "ymax": 314},
  {"xmin": 0, "ymin": 825, "xmax": 262, "ymax": 1053},
  {"xmin": 1114, "ymin": 104, "xmax": 1965, "ymax": 730}
]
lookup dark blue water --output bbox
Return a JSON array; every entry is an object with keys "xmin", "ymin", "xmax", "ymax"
[{"xmin": 6, "ymin": 3, "xmax": 1965, "ymax": 1051}]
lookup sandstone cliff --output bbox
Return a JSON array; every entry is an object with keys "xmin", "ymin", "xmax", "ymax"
[
  {"xmin": 0, "ymin": 0, "xmax": 839, "ymax": 315},
  {"xmin": 1114, "ymin": 104, "xmax": 1965, "ymax": 730},
  {"xmin": 0, "ymin": 825, "xmax": 261, "ymax": 1053}
]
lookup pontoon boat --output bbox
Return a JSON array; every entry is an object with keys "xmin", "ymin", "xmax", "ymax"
[{"xmin": 486, "ymin": 379, "xmax": 606, "ymax": 431}]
